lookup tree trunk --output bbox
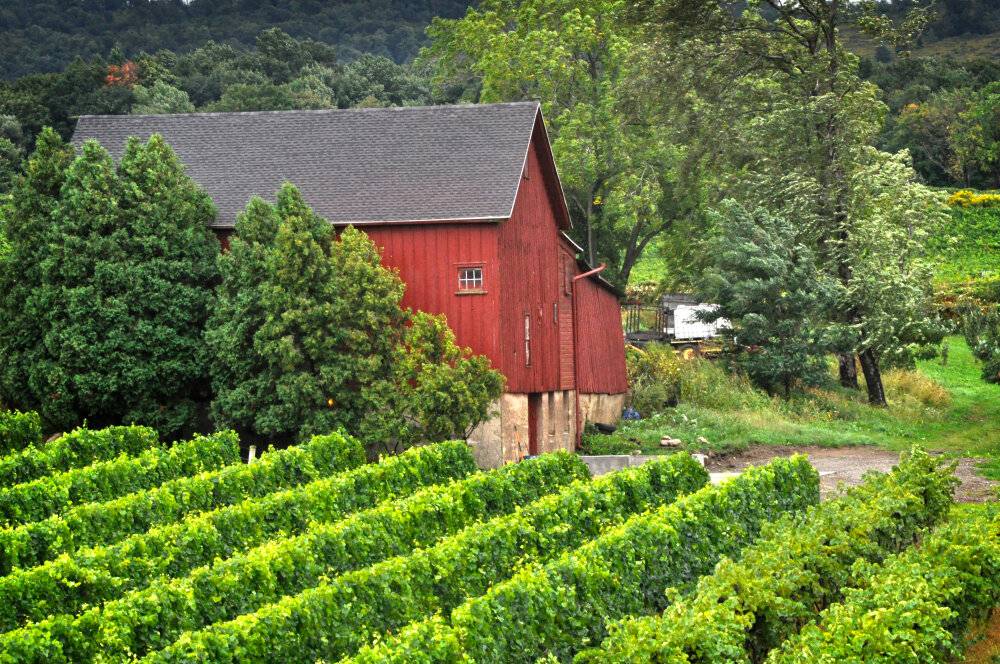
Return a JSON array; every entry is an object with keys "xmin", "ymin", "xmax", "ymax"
[
  {"xmin": 837, "ymin": 352, "xmax": 859, "ymax": 390},
  {"xmin": 858, "ymin": 348, "xmax": 887, "ymax": 407}
]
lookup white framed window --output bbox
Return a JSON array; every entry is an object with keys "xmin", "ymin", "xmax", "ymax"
[{"xmin": 457, "ymin": 266, "xmax": 484, "ymax": 292}]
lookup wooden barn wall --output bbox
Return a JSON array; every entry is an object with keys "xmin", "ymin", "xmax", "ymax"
[
  {"xmin": 362, "ymin": 223, "xmax": 502, "ymax": 367},
  {"xmin": 498, "ymin": 131, "xmax": 565, "ymax": 393},
  {"xmin": 575, "ymin": 275, "xmax": 629, "ymax": 394}
]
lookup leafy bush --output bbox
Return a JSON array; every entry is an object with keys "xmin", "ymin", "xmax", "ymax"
[
  {"xmin": 0, "ymin": 424, "xmax": 160, "ymax": 487},
  {"xmin": 0, "ymin": 431, "xmax": 238, "ymax": 527},
  {"xmin": 347, "ymin": 456, "xmax": 819, "ymax": 664},
  {"xmin": 0, "ymin": 440, "xmax": 467, "ymax": 631},
  {"xmin": 146, "ymin": 454, "xmax": 710, "ymax": 664},
  {"xmin": 579, "ymin": 430, "xmax": 639, "ymax": 455},
  {"xmin": 882, "ymin": 368, "xmax": 951, "ymax": 408},
  {"xmin": 766, "ymin": 509, "xmax": 1000, "ymax": 664},
  {"xmin": 958, "ymin": 302, "xmax": 1000, "ymax": 382},
  {"xmin": 12, "ymin": 453, "xmax": 588, "ymax": 661},
  {"xmin": 947, "ymin": 189, "xmax": 1000, "ymax": 208},
  {"xmin": 0, "ymin": 431, "xmax": 364, "ymax": 574},
  {"xmin": 626, "ymin": 343, "xmax": 681, "ymax": 416},
  {"xmin": 0, "ymin": 409, "xmax": 42, "ymax": 455},
  {"xmin": 579, "ymin": 449, "xmax": 958, "ymax": 663}
]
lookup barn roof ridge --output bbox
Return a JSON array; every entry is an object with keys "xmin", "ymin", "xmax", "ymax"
[
  {"xmin": 72, "ymin": 102, "xmax": 549, "ymax": 228},
  {"xmin": 76, "ymin": 100, "xmax": 541, "ymax": 122}
]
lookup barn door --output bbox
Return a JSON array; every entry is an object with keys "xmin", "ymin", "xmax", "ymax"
[{"xmin": 528, "ymin": 393, "xmax": 542, "ymax": 456}]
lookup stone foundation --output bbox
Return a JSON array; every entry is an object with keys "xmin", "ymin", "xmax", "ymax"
[
  {"xmin": 579, "ymin": 393, "xmax": 626, "ymax": 427},
  {"xmin": 467, "ymin": 390, "xmax": 625, "ymax": 468}
]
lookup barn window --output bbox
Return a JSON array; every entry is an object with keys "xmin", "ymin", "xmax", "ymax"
[{"xmin": 457, "ymin": 266, "xmax": 485, "ymax": 293}]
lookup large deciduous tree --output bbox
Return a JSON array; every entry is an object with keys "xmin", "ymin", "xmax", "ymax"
[
  {"xmin": 420, "ymin": 0, "xmax": 699, "ymax": 286},
  {"xmin": 636, "ymin": 0, "xmax": 941, "ymax": 405}
]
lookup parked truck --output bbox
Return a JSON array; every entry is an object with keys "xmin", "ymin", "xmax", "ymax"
[{"xmin": 623, "ymin": 293, "xmax": 728, "ymax": 358}]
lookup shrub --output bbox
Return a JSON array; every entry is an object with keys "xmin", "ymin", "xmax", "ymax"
[
  {"xmin": 146, "ymin": 454, "xmax": 711, "ymax": 664},
  {"xmin": 0, "ymin": 431, "xmax": 364, "ymax": 574},
  {"xmin": 947, "ymin": 189, "xmax": 1000, "ymax": 208},
  {"xmin": 13, "ymin": 453, "xmax": 588, "ymax": 661},
  {"xmin": 0, "ymin": 424, "xmax": 160, "ymax": 487},
  {"xmin": 626, "ymin": 343, "xmax": 681, "ymax": 416},
  {"xmin": 347, "ymin": 456, "xmax": 817, "ymax": 664},
  {"xmin": 0, "ymin": 409, "xmax": 42, "ymax": 456},
  {"xmin": 0, "ymin": 439, "xmax": 467, "ymax": 631},
  {"xmin": 882, "ymin": 368, "xmax": 951, "ymax": 408},
  {"xmin": 766, "ymin": 510, "xmax": 1000, "ymax": 664},
  {"xmin": 0, "ymin": 430, "xmax": 239, "ymax": 527},
  {"xmin": 579, "ymin": 449, "xmax": 958, "ymax": 664},
  {"xmin": 579, "ymin": 430, "xmax": 639, "ymax": 455}
]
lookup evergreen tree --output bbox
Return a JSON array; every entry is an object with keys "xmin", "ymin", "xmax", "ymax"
[
  {"xmin": 0, "ymin": 128, "xmax": 74, "ymax": 415},
  {"xmin": 208, "ymin": 184, "xmax": 406, "ymax": 445},
  {"xmin": 26, "ymin": 135, "xmax": 218, "ymax": 435},
  {"xmin": 699, "ymin": 201, "xmax": 837, "ymax": 396},
  {"xmin": 208, "ymin": 183, "xmax": 502, "ymax": 450}
]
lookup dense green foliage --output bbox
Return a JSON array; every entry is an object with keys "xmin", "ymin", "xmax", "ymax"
[
  {"xmin": 0, "ymin": 409, "xmax": 42, "ymax": 456},
  {"xmin": 766, "ymin": 508, "xmax": 1000, "ymax": 663},
  {"xmin": 0, "ymin": 131, "xmax": 220, "ymax": 437},
  {"xmin": 147, "ymin": 453, "xmax": 710, "ymax": 663},
  {"xmin": 422, "ymin": 0, "xmax": 696, "ymax": 285},
  {"xmin": 347, "ymin": 456, "xmax": 818, "ymax": 664},
  {"xmin": 578, "ymin": 449, "xmax": 958, "ymax": 662},
  {"xmin": 7, "ymin": 453, "xmax": 587, "ymax": 662},
  {"xmin": 0, "ymin": 430, "xmax": 362, "ymax": 574},
  {"xmin": 0, "ymin": 423, "xmax": 158, "ymax": 487},
  {"xmin": 207, "ymin": 184, "xmax": 503, "ymax": 449},
  {"xmin": 699, "ymin": 201, "xmax": 836, "ymax": 395},
  {"xmin": 959, "ymin": 303, "xmax": 1000, "ymax": 383},
  {"xmin": 0, "ymin": 440, "xmax": 469, "ymax": 632},
  {"xmin": 0, "ymin": 29, "xmax": 437, "ymax": 156},
  {"xmin": 0, "ymin": 431, "xmax": 237, "ymax": 527},
  {"xmin": 0, "ymin": 1, "xmax": 472, "ymax": 80}
]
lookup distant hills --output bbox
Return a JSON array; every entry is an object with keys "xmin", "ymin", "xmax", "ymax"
[{"xmin": 0, "ymin": 0, "xmax": 473, "ymax": 80}]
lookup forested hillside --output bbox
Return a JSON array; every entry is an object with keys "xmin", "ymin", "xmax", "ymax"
[{"xmin": 0, "ymin": 0, "xmax": 472, "ymax": 80}]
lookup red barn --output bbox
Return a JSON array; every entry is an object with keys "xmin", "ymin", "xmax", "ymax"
[{"xmin": 73, "ymin": 102, "xmax": 628, "ymax": 466}]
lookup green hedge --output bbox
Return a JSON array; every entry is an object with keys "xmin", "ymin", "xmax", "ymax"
[
  {"xmin": 0, "ymin": 431, "xmax": 240, "ymax": 527},
  {"xmin": 349, "ymin": 455, "xmax": 820, "ymax": 664},
  {"xmin": 577, "ymin": 449, "xmax": 959, "ymax": 664},
  {"xmin": 146, "ymin": 453, "xmax": 711, "ymax": 664},
  {"xmin": 0, "ymin": 410, "xmax": 43, "ymax": 457},
  {"xmin": 0, "ymin": 425, "xmax": 161, "ymax": 488},
  {"xmin": 0, "ymin": 439, "xmax": 469, "ymax": 632},
  {"xmin": 766, "ymin": 509, "xmax": 1000, "ymax": 664},
  {"xmin": 0, "ymin": 431, "xmax": 365, "ymax": 574},
  {"xmin": 12, "ymin": 452, "xmax": 589, "ymax": 662}
]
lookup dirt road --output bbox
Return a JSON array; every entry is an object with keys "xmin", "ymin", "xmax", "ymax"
[{"xmin": 706, "ymin": 445, "xmax": 997, "ymax": 502}]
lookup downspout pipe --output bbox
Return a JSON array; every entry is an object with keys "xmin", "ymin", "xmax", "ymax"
[{"xmin": 571, "ymin": 263, "xmax": 607, "ymax": 449}]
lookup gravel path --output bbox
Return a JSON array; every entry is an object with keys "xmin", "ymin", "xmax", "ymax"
[{"xmin": 706, "ymin": 445, "xmax": 997, "ymax": 503}]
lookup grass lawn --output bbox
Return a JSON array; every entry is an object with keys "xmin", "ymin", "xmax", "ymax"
[{"xmin": 596, "ymin": 336, "xmax": 1000, "ymax": 459}]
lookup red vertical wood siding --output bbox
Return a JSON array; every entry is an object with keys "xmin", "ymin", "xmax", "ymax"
[
  {"xmin": 575, "ymin": 275, "xmax": 629, "ymax": 394},
  {"xmin": 558, "ymin": 247, "xmax": 576, "ymax": 391},
  {"xmin": 362, "ymin": 223, "xmax": 502, "ymax": 366},
  {"xmin": 498, "ymin": 128, "xmax": 564, "ymax": 393}
]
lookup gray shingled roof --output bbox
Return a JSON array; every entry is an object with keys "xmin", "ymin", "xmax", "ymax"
[{"xmin": 72, "ymin": 102, "xmax": 542, "ymax": 228}]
